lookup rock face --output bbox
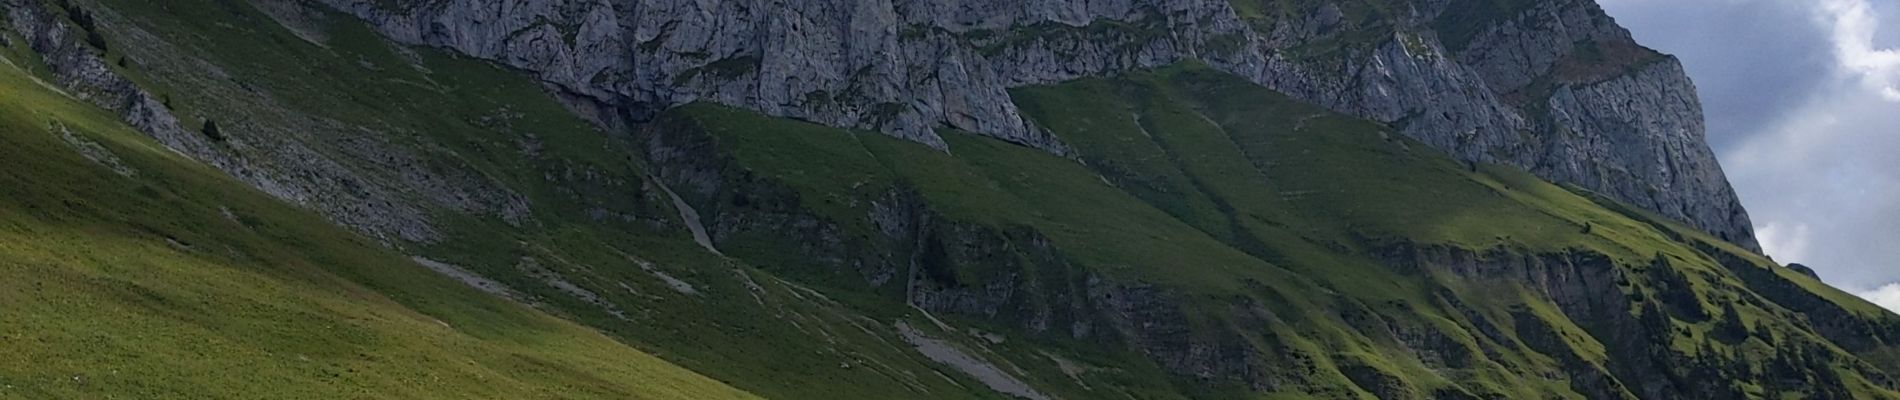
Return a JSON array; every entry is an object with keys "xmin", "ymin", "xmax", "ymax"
[
  {"xmin": 311, "ymin": 0, "xmax": 1758, "ymax": 252},
  {"xmin": 3, "ymin": 0, "xmax": 535, "ymax": 243}
]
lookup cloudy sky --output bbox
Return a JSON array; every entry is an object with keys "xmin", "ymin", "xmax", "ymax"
[{"xmin": 1596, "ymin": 0, "xmax": 1900, "ymax": 312}]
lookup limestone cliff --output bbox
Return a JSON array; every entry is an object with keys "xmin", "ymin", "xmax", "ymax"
[{"xmin": 313, "ymin": 0, "xmax": 1758, "ymax": 251}]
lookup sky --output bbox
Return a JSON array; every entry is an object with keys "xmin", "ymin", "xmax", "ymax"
[{"xmin": 1596, "ymin": 0, "xmax": 1900, "ymax": 313}]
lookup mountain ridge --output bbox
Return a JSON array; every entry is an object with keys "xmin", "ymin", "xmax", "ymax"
[
  {"xmin": 311, "ymin": 0, "xmax": 1757, "ymax": 252},
  {"xmin": 4, "ymin": 0, "xmax": 1895, "ymax": 398}
]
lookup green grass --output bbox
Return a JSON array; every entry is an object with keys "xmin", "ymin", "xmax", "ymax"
[
  {"xmin": 1011, "ymin": 64, "xmax": 1900, "ymax": 399},
  {"xmin": 683, "ymin": 101, "xmax": 1533, "ymax": 397},
  {"xmin": 6, "ymin": 2, "xmax": 1031, "ymax": 398},
  {"xmin": 80, "ymin": 1, "xmax": 1067, "ymax": 398},
  {"xmin": 0, "ymin": 45, "xmax": 756, "ymax": 399},
  {"xmin": 686, "ymin": 103, "xmax": 1304, "ymax": 297},
  {"xmin": 682, "ymin": 62, "xmax": 1900, "ymax": 398}
]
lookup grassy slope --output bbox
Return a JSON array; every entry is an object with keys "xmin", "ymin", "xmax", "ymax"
[
  {"xmin": 1018, "ymin": 65, "xmax": 1900, "ymax": 397},
  {"xmin": 683, "ymin": 101, "xmax": 1571, "ymax": 399},
  {"xmin": 679, "ymin": 63, "xmax": 1900, "ymax": 398},
  {"xmin": 0, "ymin": 38, "xmax": 756, "ymax": 399},
  {"xmin": 63, "ymin": 1, "xmax": 1034, "ymax": 399}
]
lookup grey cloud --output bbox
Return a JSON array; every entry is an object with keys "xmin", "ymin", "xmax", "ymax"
[
  {"xmin": 1724, "ymin": 80, "xmax": 1900, "ymax": 289},
  {"xmin": 1876, "ymin": 1, "xmax": 1900, "ymax": 48},
  {"xmin": 1599, "ymin": 0, "xmax": 1900, "ymax": 293},
  {"xmin": 1602, "ymin": 0, "xmax": 1836, "ymax": 152}
]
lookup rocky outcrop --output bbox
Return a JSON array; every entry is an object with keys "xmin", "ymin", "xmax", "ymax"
[
  {"xmin": 1536, "ymin": 60, "xmax": 1755, "ymax": 248},
  {"xmin": 1379, "ymin": 242, "xmax": 1898, "ymax": 399},
  {"xmin": 3, "ymin": 0, "xmax": 546, "ymax": 243},
  {"xmin": 309, "ymin": 0, "xmax": 1758, "ymax": 251},
  {"xmin": 1444, "ymin": 0, "xmax": 1754, "ymax": 248},
  {"xmin": 1786, "ymin": 263, "xmax": 1820, "ymax": 279},
  {"xmin": 5, "ymin": 0, "xmax": 217, "ymax": 166}
]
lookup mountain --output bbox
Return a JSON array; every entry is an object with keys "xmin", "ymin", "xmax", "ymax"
[
  {"xmin": 313, "ymin": 0, "xmax": 1758, "ymax": 252},
  {"xmin": 2, "ymin": 0, "xmax": 1895, "ymax": 399},
  {"xmin": 0, "ymin": 6, "xmax": 756, "ymax": 400}
]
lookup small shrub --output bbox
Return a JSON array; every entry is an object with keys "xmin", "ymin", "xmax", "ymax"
[
  {"xmin": 201, "ymin": 119, "xmax": 226, "ymax": 142},
  {"xmin": 84, "ymin": 30, "xmax": 108, "ymax": 52}
]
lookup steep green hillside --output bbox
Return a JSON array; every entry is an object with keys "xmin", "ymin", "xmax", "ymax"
[
  {"xmin": 6, "ymin": 0, "xmax": 1900, "ymax": 399},
  {"xmin": 1006, "ymin": 67, "xmax": 1900, "ymax": 398},
  {"xmin": 4, "ymin": 0, "xmax": 1062, "ymax": 399},
  {"xmin": 646, "ymin": 65, "xmax": 1900, "ymax": 398},
  {"xmin": 0, "ymin": 38, "xmax": 755, "ymax": 399}
]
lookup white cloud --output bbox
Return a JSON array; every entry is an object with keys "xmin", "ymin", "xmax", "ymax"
[
  {"xmin": 1753, "ymin": 221, "xmax": 1812, "ymax": 263},
  {"xmin": 1859, "ymin": 283, "xmax": 1900, "ymax": 314},
  {"xmin": 1723, "ymin": 83, "xmax": 1900, "ymax": 288},
  {"xmin": 1819, "ymin": 0, "xmax": 1900, "ymax": 100}
]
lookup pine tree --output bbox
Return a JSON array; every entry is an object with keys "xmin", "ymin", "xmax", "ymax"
[{"xmin": 1716, "ymin": 302, "xmax": 1749, "ymax": 342}]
